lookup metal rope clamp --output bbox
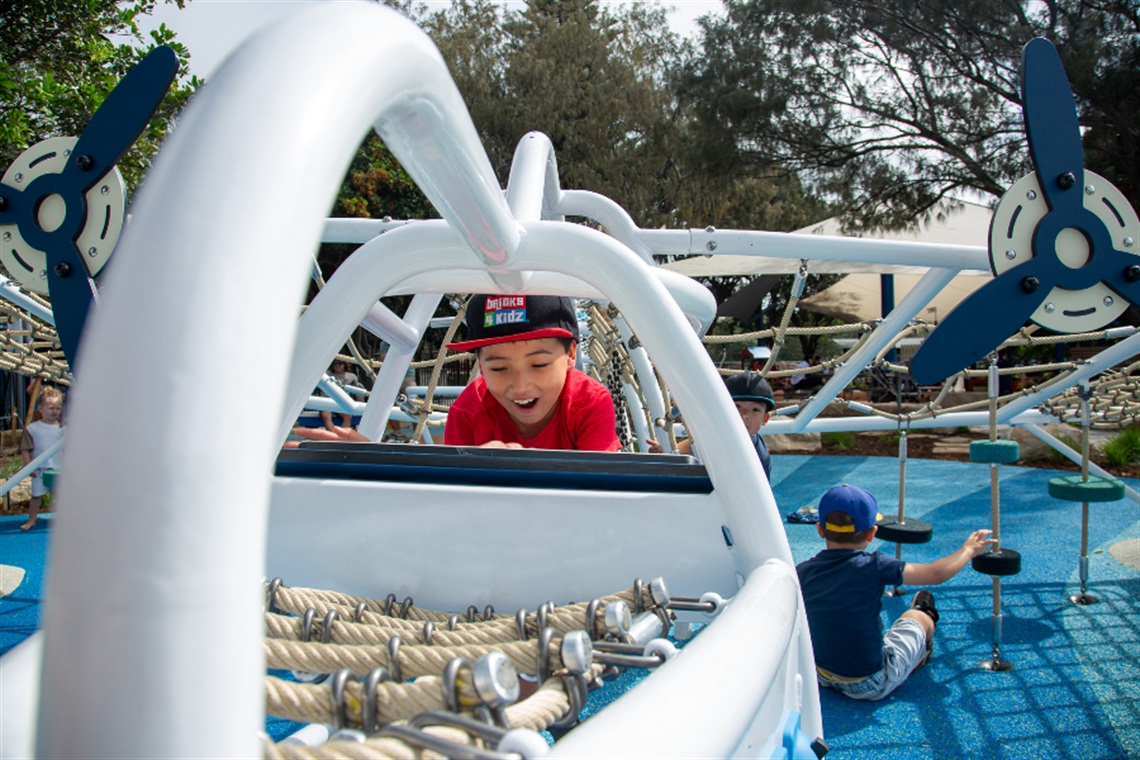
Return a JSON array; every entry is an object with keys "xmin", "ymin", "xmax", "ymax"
[
  {"xmin": 442, "ymin": 653, "xmax": 520, "ymax": 729},
  {"xmin": 542, "ymin": 630, "xmax": 593, "ymax": 730}
]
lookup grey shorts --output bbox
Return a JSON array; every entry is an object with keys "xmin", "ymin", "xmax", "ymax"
[
  {"xmin": 818, "ymin": 617, "xmax": 928, "ymax": 701},
  {"xmin": 31, "ymin": 471, "xmax": 50, "ymax": 498}
]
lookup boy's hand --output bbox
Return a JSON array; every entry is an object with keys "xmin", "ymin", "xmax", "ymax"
[
  {"xmin": 286, "ymin": 425, "xmax": 369, "ymax": 448},
  {"xmin": 481, "ymin": 440, "xmax": 523, "ymax": 449},
  {"xmin": 962, "ymin": 529, "xmax": 998, "ymax": 558}
]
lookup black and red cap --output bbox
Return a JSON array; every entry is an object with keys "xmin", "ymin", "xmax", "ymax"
[{"xmin": 447, "ymin": 294, "xmax": 580, "ymax": 352}]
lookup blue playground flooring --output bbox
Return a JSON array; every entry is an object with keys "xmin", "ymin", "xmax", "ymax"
[{"xmin": 1, "ymin": 454, "xmax": 1137, "ymax": 758}]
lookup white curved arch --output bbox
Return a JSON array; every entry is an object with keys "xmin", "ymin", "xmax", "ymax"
[{"xmin": 39, "ymin": 4, "xmax": 520, "ymax": 756}]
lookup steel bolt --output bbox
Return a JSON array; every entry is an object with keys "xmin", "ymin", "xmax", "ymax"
[
  {"xmin": 1005, "ymin": 249, "xmax": 1017, "ymax": 260},
  {"xmin": 1103, "ymin": 296, "xmax": 1115, "ymax": 307}
]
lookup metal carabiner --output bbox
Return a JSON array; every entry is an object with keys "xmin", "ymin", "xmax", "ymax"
[
  {"xmin": 361, "ymin": 666, "xmax": 392, "ymax": 735},
  {"xmin": 264, "ymin": 577, "xmax": 283, "ymax": 614},
  {"xmin": 387, "ymin": 634, "xmax": 403, "ymax": 682},
  {"xmin": 442, "ymin": 656, "xmax": 474, "ymax": 713},
  {"xmin": 329, "ymin": 668, "xmax": 353, "ymax": 730},
  {"xmin": 320, "ymin": 608, "xmax": 339, "ymax": 644}
]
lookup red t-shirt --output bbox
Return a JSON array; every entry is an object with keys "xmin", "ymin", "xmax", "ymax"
[{"xmin": 444, "ymin": 368, "xmax": 621, "ymax": 451}]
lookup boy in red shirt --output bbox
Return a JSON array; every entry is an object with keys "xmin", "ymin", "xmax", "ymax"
[{"xmin": 443, "ymin": 295, "xmax": 620, "ymax": 451}]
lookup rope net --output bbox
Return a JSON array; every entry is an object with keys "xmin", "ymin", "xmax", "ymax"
[{"xmin": 260, "ymin": 577, "xmax": 673, "ymax": 758}]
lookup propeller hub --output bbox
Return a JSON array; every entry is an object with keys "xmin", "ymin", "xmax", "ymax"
[
  {"xmin": 36, "ymin": 193, "xmax": 67, "ymax": 234},
  {"xmin": 1055, "ymin": 227, "xmax": 1091, "ymax": 270},
  {"xmin": 1056, "ymin": 172, "xmax": 1076, "ymax": 190},
  {"xmin": 1020, "ymin": 276, "xmax": 1041, "ymax": 294}
]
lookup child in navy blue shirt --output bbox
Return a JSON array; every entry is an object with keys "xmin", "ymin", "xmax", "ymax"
[
  {"xmin": 653, "ymin": 372, "xmax": 774, "ymax": 479},
  {"xmin": 796, "ymin": 484, "xmax": 994, "ymax": 700}
]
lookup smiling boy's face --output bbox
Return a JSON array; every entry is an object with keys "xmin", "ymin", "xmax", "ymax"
[{"xmin": 478, "ymin": 337, "xmax": 575, "ymax": 438}]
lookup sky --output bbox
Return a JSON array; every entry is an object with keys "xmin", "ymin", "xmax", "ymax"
[{"xmin": 140, "ymin": 0, "xmax": 724, "ymax": 79}]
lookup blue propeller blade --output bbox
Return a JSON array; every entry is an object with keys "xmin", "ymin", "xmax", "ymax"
[
  {"xmin": 910, "ymin": 257, "xmax": 1052, "ymax": 386},
  {"xmin": 1022, "ymin": 38, "xmax": 1083, "ymax": 214},
  {"xmin": 64, "ymin": 46, "xmax": 179, "ymax": 195}
]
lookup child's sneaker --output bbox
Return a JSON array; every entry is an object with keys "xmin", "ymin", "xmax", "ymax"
[
  {"xmin": 910, "ymin": 589, "xmax": 939, "ymax": 624},
  {"xmin": 911, "ymin": 589, "xmax": 938, "ymax": 667}
]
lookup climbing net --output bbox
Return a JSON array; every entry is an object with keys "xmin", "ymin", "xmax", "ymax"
[
  {"xmin": 699, "ymin": 318, "xmax": 1140, "ymax": 429},
  {"xmin": 0, "ymin": 291, "xmax": 71, "ymax": 386},
  {"xmin": 260, "ymin": 575, "xmax": 699, "ymax": 758}
]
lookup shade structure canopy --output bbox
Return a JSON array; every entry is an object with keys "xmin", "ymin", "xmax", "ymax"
[{"xmin": 798, "ymin": 271, "xmax": 990, "ymax": 324}]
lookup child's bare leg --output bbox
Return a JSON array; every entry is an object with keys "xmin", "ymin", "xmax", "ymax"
[
  {"xmin": 900, "ymin": 608, "xmax": 935, "ymax": 640},
  {"xmin": 20, "ymin": 495, "xmax": 41, "ymax": 530}
]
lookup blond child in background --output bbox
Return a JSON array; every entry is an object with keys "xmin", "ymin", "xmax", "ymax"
[{"xmin": 20, "ymin": 387, "xmax": 65, "ymax": 530}]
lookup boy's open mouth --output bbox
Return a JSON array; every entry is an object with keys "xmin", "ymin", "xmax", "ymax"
[{"xmin": 512, "ymin": 398, "xmax": 538, "ymax": 410}]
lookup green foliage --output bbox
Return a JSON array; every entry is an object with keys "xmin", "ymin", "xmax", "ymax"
[
  {"xmin": 676, "ymin": 0, "xmax": 1139, "ymax": 230},
  {"xmin": 822, "ymin": 431, "xmax": 856, "ymax": 450},
  {"xmin": 1102, "ymin": 427, "xmax": 1140, "ymax": 468},
  {"xmin": 0, "ymin": 452, "xmax": 24, "ymax": 481},
  {"xmin": 425, "ymin": 0, "xmax": 820, "ymax": 233},
  {"xmin": 0, "ymin": 0, "xmax": 201, "ymax": 192}
]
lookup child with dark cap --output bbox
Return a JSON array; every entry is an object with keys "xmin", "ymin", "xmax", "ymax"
[
  {"xmin": 654, "ymin": 371, "xmax": 775, "ymax": 479},
  {"xmin": 796, "ymin": 484, "xmax": 995, "ymax": 700},
  {"xmin": 443, "ymin": 294, "xmax": 621, "ymax": 451}
]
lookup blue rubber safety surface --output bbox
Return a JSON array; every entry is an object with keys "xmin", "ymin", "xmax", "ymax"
[
  {"xmin": 0, "ymin": 514, "xmax": 52, "ymax": 657},
  {"xmin": 770, "ymin": 455, "xmax": 1140, "ymax": 760},
  {"xmin": 1, "ymin": 457, "xmax": 1137, "ymax": 758}
]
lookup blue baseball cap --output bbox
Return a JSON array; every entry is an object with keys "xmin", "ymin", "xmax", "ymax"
[{"xmin": 818, "ymin": 484, "xmax": 882, "ymax": 533}]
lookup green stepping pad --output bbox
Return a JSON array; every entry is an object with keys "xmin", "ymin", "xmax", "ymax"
[
  {"xmin": 1047, "ymin": 475, "xmax": 1126, "ymax": 503},
  {"xmin": 969, "ymin": 439, "xmax": 1020, "ymax": 464},
  {"xmin": 41, "ymin": 469, "xmax": 59, "ymax": 489}
]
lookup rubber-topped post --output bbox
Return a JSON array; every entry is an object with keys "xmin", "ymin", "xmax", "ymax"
[
  {"xmin": 978, "ymin": 357, "xmax": 1014, "ymax": 671},
  {"xmin": 1069, "ymin": 382, "xmax": 1099, "ymax": 605},
  {"xmin": 885, "ymin": 428, "xmax": 908, "ymax": 597}
]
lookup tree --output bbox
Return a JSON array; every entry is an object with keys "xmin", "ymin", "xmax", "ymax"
[
  {"xmin": 677, "ymin": 0, "xmax": 1139, "ymax": 232},
  {"xmin": 0, "ymin": 0, "xmax": 200, "ymax": 191},
  {"xmin": 426, "ymin": 0, "xmax": 822, "ymax": 233}
]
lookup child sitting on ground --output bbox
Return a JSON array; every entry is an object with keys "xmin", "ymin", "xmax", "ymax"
[
  {"xmin": 442, "ymin": 294, "xmax": 620, "ymax": 451},
  {"xmin": 19, "ymin": 387, "xmax": 65, "ymax": 530},
  {"xmin": 796, "ymin": 484, "xmax": 995, "ymax": 700},
  {"xmin": 652, "ymin": 371, "xmax": 775, "ymax": 478}
]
